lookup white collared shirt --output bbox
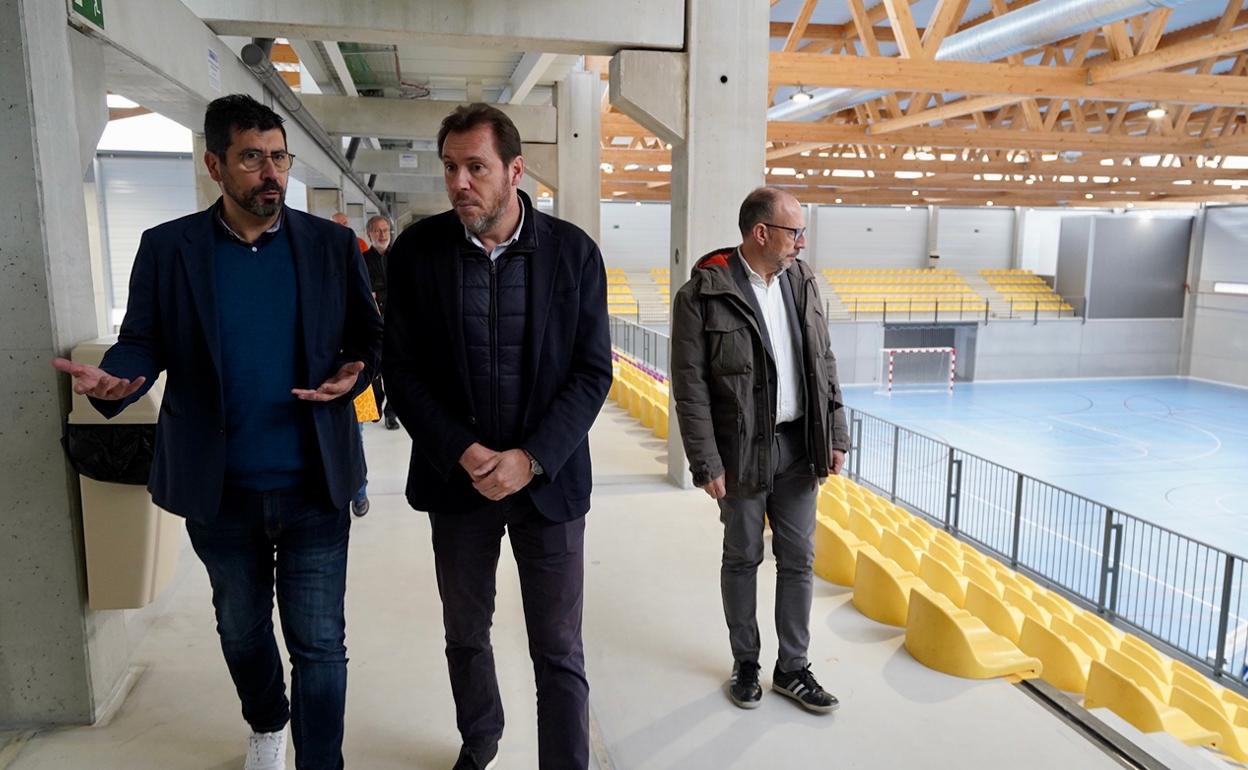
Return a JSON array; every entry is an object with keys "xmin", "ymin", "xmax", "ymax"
[
  {"xmin": 464, "ymin": 203, "xmax": 525, "ymax": 262},
  {"xmin": 739, "ymin": 251, "xmax": 804, "ymax": 424}
]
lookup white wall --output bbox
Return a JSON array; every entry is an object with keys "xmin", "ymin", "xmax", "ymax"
[
  {"xmin": 1188, "ymin": 206, "xmax": 1248, "ymax": 387},
  {"xmin": 827, "ymin": 322, "xmax": 887, "ymax": 385},
  {"xmin": 974, "ymin": 318, "xmax": 1183, "ymax": 380},
  {"xmin": 934, "ymin": 207, "xmax": 1014, "ymax": 271},
  {"xmin": 814, "ymin": 206, "xmax": 928, "ymax": 269},
  {"xmin": 599, "ymin": 200, "xmax": 671, "ymax": 270}
]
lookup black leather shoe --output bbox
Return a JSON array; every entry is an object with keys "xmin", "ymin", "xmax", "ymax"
[
  {"xmin": 726, "ymin": 660, "xmax": 762, "ymax": 709},
  {"xmin": 451, "ymin": 743, "xmax": 498, "ymax": 770},
  {"xmin": 351, "ymin": 496, "xmax": 370, "ymax": 518},
  {"xmin": 384, "ymin": 414, "xmax": 400, "ymax": 430}
]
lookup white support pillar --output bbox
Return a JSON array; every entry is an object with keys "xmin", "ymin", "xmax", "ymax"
[
  {"xmin": 554, "ymin": 69, "xmax": 600, "ymax": 241},
  {"xmin": 191, "ymin": 133, "xmax": 221, "ymax": 210},
  {"xmin": 308, "ymin": 187, "xmax": 344, "ymax": 221},
  {"xmin": 611, "ymin": 0, "xmax": 768, "ymax": 487},
  {"xmin": 1012, "ymin": 206, "xmax": 1027, "ymax": 269},
  {"xmin": 0, "ymin": 0, "xmax": 131, "ymax": 726}
]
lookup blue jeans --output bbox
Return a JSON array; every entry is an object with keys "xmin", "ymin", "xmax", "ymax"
[
  {"xmin": 354, "ymin": 423, "xmax": 367, "ymax": 503},
  {"xmin": 187, "ymin": 486, "xmax": 350, "ymax": 770}
]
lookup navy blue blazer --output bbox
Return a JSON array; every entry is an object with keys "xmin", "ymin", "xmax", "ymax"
[
  {"xmin": 383, "ymin": 191, "xmax": 613, "ymax": 522},
  {"xmin": 90, "ymin": 202, "xmax": 383, "ymax": 523}
]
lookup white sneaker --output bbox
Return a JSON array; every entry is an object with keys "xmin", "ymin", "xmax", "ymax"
[{"xmin": 244, "ymin": 729, "xmax": 288, "ymax": 770}]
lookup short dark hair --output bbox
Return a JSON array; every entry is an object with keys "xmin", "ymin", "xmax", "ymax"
[
  {"xmin": 437, "ymin": 103, "xmax": 523, "ymax": 166},
  {"xmin": 204, "ymin": 94, "xmax": 286, "ymax": 157},
  {"xmin": 738, "ymin": 187, "xmax": 785, "ymax": 235}
]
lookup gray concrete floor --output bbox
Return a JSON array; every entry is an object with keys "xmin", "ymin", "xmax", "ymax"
[{"xmin": 2, "ymin": 404, "xmax": 1221, "ymax": 769}]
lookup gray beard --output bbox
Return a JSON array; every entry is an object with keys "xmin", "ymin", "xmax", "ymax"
[
  {"xmin": 465, "ymin": 200, "xmax": 507, "ymax": 236},
  {"xmin": 231, "ymin": 187, "xmax": 284, "ymax": 218}
]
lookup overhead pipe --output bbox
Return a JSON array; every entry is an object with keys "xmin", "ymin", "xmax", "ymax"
[
  {"xmin": 767, "ymin": 0, "xmax": 1194, "ymax": 122},
  {"xmin": 239, "ymin": 42, "xmax": 390, "ymax": 216}
]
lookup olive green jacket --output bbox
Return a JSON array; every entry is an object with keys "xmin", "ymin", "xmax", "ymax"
[{"xmin": 670, "ymin": 248, "xmax": 850, "ymax": 494}]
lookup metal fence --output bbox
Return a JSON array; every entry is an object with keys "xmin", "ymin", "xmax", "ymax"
[
  {"xmin": 608, "ymin": 315, "xmax": 670, "ymax": 377},
  {"xmin": 848, "ymin": 406, "xmax": 1248, "ymax": 688}
]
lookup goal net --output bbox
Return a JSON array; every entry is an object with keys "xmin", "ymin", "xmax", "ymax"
[{"xmin": 879, "ymin": 347, "xmax": 955, "ymax": 394}]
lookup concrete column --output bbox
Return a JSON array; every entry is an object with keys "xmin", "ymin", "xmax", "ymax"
[
  {"xmin": 927, "ymin": 205, "xmax": 941, "ymax": 264},
  {"xmin": 307, "ymin": 187, "xmax": 344, "ymax": 221},
  {"xmin": 611, "ymin": 0, "xmax": 768, "ymax": 486},
  {"xmin": 0, "ymin": 0, "xmax": 131, "ymax": 726},
  {"xmin": 191, "ymin": 133, "xmax": 221, "ymax": 210},
  {"xmin": 804, "ymin": 203, "xmax": 819, "ymax": 270},
  {"xmin": 1011, "ymin": 206, "xmax": 1027, "ymax": 269},
  {"xmin": 554, "ymin": 69, "xmax": 601, "ymax": 241}
]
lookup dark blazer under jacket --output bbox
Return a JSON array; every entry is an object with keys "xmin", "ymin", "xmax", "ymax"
[
  {"xmin": 90, "ymin": 201, "xmax": 383, "ymax": 523},
  {"xmin": 383, "ymin": 190, "xmax": 613, "ymax": 522}
]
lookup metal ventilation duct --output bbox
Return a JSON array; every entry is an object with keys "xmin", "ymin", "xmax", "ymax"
[{"xmin": 767, "ymin": 0, "xmax": 1193, "ymax": 122}]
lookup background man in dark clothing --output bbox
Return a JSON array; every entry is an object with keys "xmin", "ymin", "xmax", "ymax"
[
  {"xmin": 52, "ymin": 94, "xmax": 382, "ymax": 770},
  {"xmin": 384, "ymin": 103, "xmax": 612, "ymax": 770},
  {"xmin": 671, "ymin": 187, "xmax": 849, "ymax": 717},
  {"xmin": 361, "ymin": 214, "xmax": 397, "ymax": 429}
]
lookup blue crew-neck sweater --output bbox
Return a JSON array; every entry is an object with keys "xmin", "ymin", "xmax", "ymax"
[{"xmin": 212, "ymin": 226, "xmax": 317, "ymax": 490}]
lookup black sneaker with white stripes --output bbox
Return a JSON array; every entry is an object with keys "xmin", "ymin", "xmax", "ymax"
[
  {"xmin": 726, "ymin": 660, "xmax": 763, "ymax": 709},
  {"xmin": 772, "ymin": 663, "xmax": 839, "ymax": 714}
]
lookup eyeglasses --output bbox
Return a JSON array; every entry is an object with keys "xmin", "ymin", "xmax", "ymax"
[
  {"xmin": 237, "ymin": 149, "xmax": 295, "ymax": 172},
  {"xmin": 763, "ymin": 223, "xmax": 807, "ymax": 241}
]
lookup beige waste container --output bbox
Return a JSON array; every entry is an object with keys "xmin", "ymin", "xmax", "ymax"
[{"xmin": 66, "ymin": 337, "xmax": 181, "ymax": 610}]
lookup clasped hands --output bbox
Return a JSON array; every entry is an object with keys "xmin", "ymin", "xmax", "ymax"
[{"xmin": 459, "ymin": 442, "xmax": 534, "ymax": 502}]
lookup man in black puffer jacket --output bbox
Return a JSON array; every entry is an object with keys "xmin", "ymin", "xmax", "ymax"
[{"xmin": 384, "ymin": 104, "xmax": 612, "ymax": 770}]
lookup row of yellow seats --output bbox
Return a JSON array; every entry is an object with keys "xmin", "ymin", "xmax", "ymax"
[
  {"xmin": 828, "ymin": 278, "xmax": 963, "ymax": 287},
  {"xmin": 607, "ymin": 277, "xmax": 631, "ymax": 287},
  {"xmin": 608, "ymin": 304, "xmax": 639, "ymax": 316},
  {"xmin": 843, "ymin": 302, "xmax": 988, "ymax": 313},
  {"xmin": 608, "ymin": 358, "xmax": 668, "ymax": 439},
  {"xmin": 833, "ymin": 287, "xmax": 978, "ymax": 295},
  {"xmin": 607, "ymin": 286, "xmax": 634, "ymax": 296},
  {"xmin": 981, "ymin": 269, "xmax": 1037, "ymax": 275},
  {"xmin": 823, "ymin": 268, "xmax": 958, "ymax": 274},
  {"xmin": 993, "ymin": 286, "xmax": 1060, "ymax": 295},
  {"xmin": 815, "ymin": 484, "xmax": 1239, "ymax": 759}
]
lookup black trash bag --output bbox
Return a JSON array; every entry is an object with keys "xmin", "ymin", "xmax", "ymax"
[{"xmin": 62, "ymin": 422, "xmax": 156, "ymax": 486}]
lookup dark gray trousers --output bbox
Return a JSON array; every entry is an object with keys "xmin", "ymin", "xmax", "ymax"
[{"xmin": 718, "ymin": 420, "xmax": 819, "ymax": 672}]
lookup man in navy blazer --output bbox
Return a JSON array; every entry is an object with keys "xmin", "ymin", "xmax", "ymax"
[
  {"xmin": 53, "ymin": 95, "xmax": 381, "ymax": 770},
  {"xmin": 384, "ymin": 104, "xmax": 611, "ymax": 770}
]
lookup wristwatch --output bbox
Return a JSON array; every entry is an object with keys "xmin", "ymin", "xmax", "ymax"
[{"xmin": 524, "ymin": 450, "xmax": 544, "ymax": 476}]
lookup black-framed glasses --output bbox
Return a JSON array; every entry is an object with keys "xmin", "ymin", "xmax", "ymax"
[
  {"xmin": 763, "ymin": 222, "xmax": 807, "ymax": 241},
  {"xmin": 237, "ymin": 149, "xmax": 295, "ymax": 172}
]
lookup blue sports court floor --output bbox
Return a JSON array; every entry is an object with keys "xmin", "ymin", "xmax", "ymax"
[
  {"xmin": 843, "ymin": 377, "xmax": 1248, "ymax": 557},
  {"xmin": 843, "ymin": 377, "xmax": 1248, "ymax": 667}
]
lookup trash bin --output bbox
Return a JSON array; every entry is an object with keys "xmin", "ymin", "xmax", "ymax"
[{"xmin": 64, "ymin": 337, "xmax": 181, "ymax": 610}]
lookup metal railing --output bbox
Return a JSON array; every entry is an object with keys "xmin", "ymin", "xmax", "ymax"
[
  {"xmin": 608, "ymin": 315, "xmax": 669, "ymax": 377},
  {"xmin": 849, "ymin": 406, "xmax": 1248, "ymax": 689}
]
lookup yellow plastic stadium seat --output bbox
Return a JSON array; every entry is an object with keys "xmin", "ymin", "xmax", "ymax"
[
  {"xmin": 1223, "ymin": 687, "xmax": 1248, "ymax": 712},
  {"xmin": 1120, "ymin": 636, "xmax": 1174, "ymax": 683},
  {"xmin": 848, "ymin": 511, "xmax": 884, "ymax": 549},
  {"xmin": 958, "ymin": 543, "xmax": 991, "ymax": 569},
  {"xmin": 928, "ymin": 540, "xmax": 964, "ymax": 573},
  {"xmin": 896, "ymin": 524, "xmax": 930, "ymax": 552},
  {"xmin": 1169, "ymin": 686, "xmax": 1248, "ymax": 762},
  {"xmin": 963, "ymin": 562, "xmax": 1004, "ymax": 598},
  {"xmin": 1084, "ymin": 661, "xmax": 1219, "ymax": 748},
  {"xmin": 1106, "ymin": 648, "xmax": 1170, "ymax": 702},
  {"xmin": 879, "ymin": 529, "xmax": 922, "ymax": 575},
  {"xmin": 1051, "ymin": 616, "xmax": 1107, "ymax": 662},
  {"xmin": 1002, "ymin": 586, "xmax": 1053, "ymax": 628},
  {"xmin": 817, "ymin": 492, "xmax": 851, "ymax": 528},
  {"xmin": 904, "ymin": 586, "xmax": 1042, "ymax": 681},
  {"xmin": 852, "ymin": 546, "xmax": 926, "ymax": 627},
  {"xmin": 814, "ymin": 517, "xmax": 863, "ymax": 587},
  {"xmin": 1019, "ymin": 617, "xmax": 1093, "ymax": 693},
  {"xmin": 964, "ymin": 582, "xmax": 1025, "ymax": 643},
  {"xmin": 920, "ymin": 554, "xmax": 970, "ymax": 607},
  {"xmin": 1071, "ymin": 610, "xmax": 1125, "ymax": 651},
  {"xmin": 1031, "ymin": 589, "xmax": 1076, "ymax": 622},
  {"xmin": 932, "ymin": 528, "xmax": 959, "ymax": 552},
  {"xmin": 994, "ymin": 570, "xmax": 1033, "ymax": 598}
]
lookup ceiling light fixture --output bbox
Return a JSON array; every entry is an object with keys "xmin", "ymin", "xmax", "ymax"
[
  {"xmin": 790, "ymin": 85, "xmax": 813, "ymax": 104},
  {"xmin": 1147, "ymin": 105, "xmax": 1167, "ymax": 120}
]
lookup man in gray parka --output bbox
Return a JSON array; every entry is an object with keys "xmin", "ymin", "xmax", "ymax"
[{"xmin": 670, "ymin": 187, "xmax": 850, "ymax": 714}]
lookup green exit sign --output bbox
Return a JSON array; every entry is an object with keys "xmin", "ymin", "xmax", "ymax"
[{"xmin": 70, "ymin": 0, "xmax": 103, "ymax": 29}]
